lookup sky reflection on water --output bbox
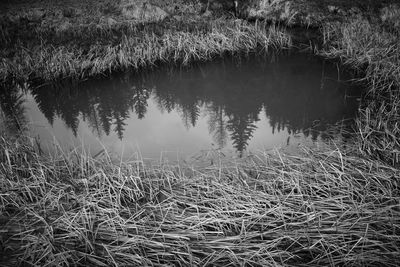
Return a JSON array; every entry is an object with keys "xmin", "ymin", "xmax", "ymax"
[{"xmin": 0, "ymin": 51, "xmax": 362, "ymax": 161}]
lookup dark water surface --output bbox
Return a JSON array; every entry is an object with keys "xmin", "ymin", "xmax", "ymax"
[{"xmin": 1, "ymin": 51, "xmax": 362, "ymax": 161}]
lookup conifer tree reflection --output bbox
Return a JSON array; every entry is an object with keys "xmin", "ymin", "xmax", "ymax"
[
  {"xmin": 26, "ymin": 51, "xmax": 360, "ymax": 154},
  {"xmin": 85, "ymin": 106, "xmax": 102, "ymax": 138},
  {"xmin": 223, "ymin": 90, "xmax": 262, "ymax": 154},
  {"xmin": 207, "ymin": 105, "xmax": 228, "ymax": 148},
  {"xmin": 180, "ymin": 103, "xmax": 201, "ymax": 128},
  {"xmin": 113, "ymin": 113, "xmax": 126, "ymax": 140},
  {"xmin": 132, "ymin": 85, "xmax": 151, "ymax": 119},
  {"xmin": 226, "ymin": 115, "xmax": 258, "ymax": 155},
  {"xmin": 0, "ymin": 82, "xmax": 27, "ymax": 134},
  {"xmin": 30, "ymin": 76, "xmax": 137, "ymax": 138}
]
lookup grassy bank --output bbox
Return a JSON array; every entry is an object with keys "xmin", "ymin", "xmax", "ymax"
[
  {"xmin": 320, "ymin": 16, "xmax": 400, "ymax": 165},
  {"xmin": 0, "ymin": 15, "xmax": 291, "ymax": 83},
  {"xmin": 1, "ymin": 138, "xmax": 399, "ymax": 266}
]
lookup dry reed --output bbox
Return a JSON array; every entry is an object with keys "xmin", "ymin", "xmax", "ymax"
[{"xmin": 0, "ymin": 138, "xmax": 399, "ymax": 266}]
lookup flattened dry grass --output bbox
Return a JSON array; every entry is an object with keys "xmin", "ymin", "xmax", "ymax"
[{"xmin": 1, "ymin": 138, "xmax": 399, "ymax": 266}]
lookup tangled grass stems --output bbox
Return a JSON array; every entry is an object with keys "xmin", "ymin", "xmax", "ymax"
[
  {"xmin": 321, "ymin": 19, "xmax": 400, "ymax": 92},
  {"xmin": 320, "ymin": 18, "xmax": 400, "ymax": 165},
  {"xmin": 1, "ymin": 138, "xmax": 399, "ymax": 266},
  {"xmin": 0, "ymin": 20, "xmax": 291, "ymax": 83}
]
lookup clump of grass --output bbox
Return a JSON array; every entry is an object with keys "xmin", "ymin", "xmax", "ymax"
[
  {"xmin": 0, "ymin": 19, "xmax": 291, "ymax": 83},
  {"xmin": 380, "ymin": 3, "xmax": 400, "ymax": 33},
  {"xmin": 321, "ymin": 18, "xmax": 400, "ymax": 92},
  {"xmin": 1, "ymin": 138, "xmax": 399, "ymax": 266},
  {"xmin": 320, "ymin": 17, "xmax": 400, "ymax": 165}
]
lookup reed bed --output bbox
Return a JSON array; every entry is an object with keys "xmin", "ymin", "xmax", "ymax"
[
  {"xmin": 0, "ymin": 20, "xmax": 291, "ymax": 82},
  {"xmin": 320, "ymin": 18, "xmax": 400, "ymax": 165},
  {"xmin": 0, "ymin": 138, "xmax": 399, "ymax": 266}
]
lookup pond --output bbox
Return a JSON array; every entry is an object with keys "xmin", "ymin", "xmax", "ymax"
[{"xmin": 0, "ymin": 50, "xmax": 362, "ymax": 162}]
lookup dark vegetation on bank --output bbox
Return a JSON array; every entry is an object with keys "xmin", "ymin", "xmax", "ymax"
[
  {"xmin": 1, "ymin": 0, "xmax": 400, "ymax": 266},
  {"xmin": 0, "ymin": 19, "xmax": 291, "ymax": 82},
  {"xmin": 0, "ymin": 0, "xmax": 293, "ymax": 83}
]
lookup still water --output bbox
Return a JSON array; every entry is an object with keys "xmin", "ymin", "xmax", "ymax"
[{"xmin": 0, "ymin": 51, "xmax": 362, "ymax": 161}]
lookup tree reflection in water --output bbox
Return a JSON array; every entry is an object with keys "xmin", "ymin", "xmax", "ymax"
[
  {"xmin": 0, "ymin": 81, "xmax": 28, "ymax": 135},
  {"xmin": 7, "ymin": 51, "xmax": 362, "ymax": 155}
]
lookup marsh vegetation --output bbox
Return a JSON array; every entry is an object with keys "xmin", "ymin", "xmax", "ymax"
[
  {"xmin": 1, "ymin": 0, "xmax": 400, "ymax": 266},
  {"xmin": 0, "ymin": 16, "xmax": 291, "ymax": 82},
  {"xmin": 1, "ymin": 137, "xmax": 399, "ymax": 266}
]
